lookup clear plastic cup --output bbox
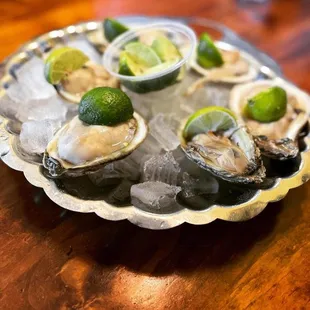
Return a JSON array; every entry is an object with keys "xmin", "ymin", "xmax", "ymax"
[{"xmin": 103, "ymin": 22, "xmax": 197, "ymax": 94}]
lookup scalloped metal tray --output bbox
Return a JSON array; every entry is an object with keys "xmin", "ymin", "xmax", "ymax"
[{"xmin": 1, "ymin": 16, "xmax": 310, "ymax": 230}]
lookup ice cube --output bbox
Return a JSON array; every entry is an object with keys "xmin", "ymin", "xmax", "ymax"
[
  {"xmin": 65, "ymin": 102, "xmax": 79, "ymax": 121},
  {"xmin": 67, "ymin": 40, "xmax": 102, "ymax": 64},
  {"xmin": 130, "ymin": 94, "xmax": 154, "ymax": 120},
  {"xmin": 205, "ymin": 84, "xmax": 231, "ymax": 108},
  {"xmin": 88, "ymin": 163, "xmax": 122, "ymax": 186},
  {"xmin": 17, "ymin": 96, "xmax": 68, "ymax": 122},
  {"xmin": 138, "ymin": 134, "xmax": 162, "ymax": 155},
  {"xmin": 131, "ymin": 181, "xmax": 181, "ymax": 210},
  {"xmin": 0, "ymin": 95, "xmax": 20, "ymax": 120},
  {"xmin": 9, "ymin": 57, "xmax": 56, "ymax": 103},
  {"xmin": 149, "ymin": 86, "xmax": 188, "ymax": 117},
  {"xmin": 20, "ymin": 119, "xmax": 61, "ymax": 154},
  {"xmin": 113, "ymin": 155, "xmax": 140, "ymax": 181},
  {"xmin": 181, "ymin": 172, "xmax": 219, "ymax": 198},
  {"xmin": 180, "ymin": 72, "xmax": 232, "ymax": 114},
  {"xmin": 171, "ymin": 146, "xmax": 186, "ymax": 164},
  {"xmin": 88, "ymin": 153, "xmax": 141, "ymax": 187},
  {"xmin": 127, "ymin": 148, "xmax": 150, "ymax": 165},
  {"xmin": 124, "ymin": 78, "xmax": 190, "ymax": 119},
  {"xmin": 149, "ymin": 113, "xmax": 180, "ymax": 151},
  {"xmin": 107, "ymin": 179, "xmax": 134, "ymax": 204},
  {"xmin": 142, "ymin": 152, "xmax": 181, "ymax": 185}
]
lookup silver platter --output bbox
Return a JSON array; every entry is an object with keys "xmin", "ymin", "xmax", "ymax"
[{"xmin": 1, "ymin": 16, "xmax": 310, "ymax": 229}]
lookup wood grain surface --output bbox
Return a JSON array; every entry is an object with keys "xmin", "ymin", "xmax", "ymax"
[{"xmin": 0, "ymin": 0, "xmax": 310, "ymax": 309}]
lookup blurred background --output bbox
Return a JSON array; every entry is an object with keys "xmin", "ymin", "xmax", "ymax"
[{"xmin": 0, "ymin": 0, "xmax": 309, "ymax": 90}]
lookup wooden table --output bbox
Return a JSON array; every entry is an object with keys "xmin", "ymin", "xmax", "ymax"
[{"xmin": 0, "ymin": 0, "xmax": 310, "ymax": 309}]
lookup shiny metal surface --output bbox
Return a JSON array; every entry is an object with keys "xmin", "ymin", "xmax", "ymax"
[{"xmin": 0, "ymin": 18, "xmax": 309, "ymax": 229}]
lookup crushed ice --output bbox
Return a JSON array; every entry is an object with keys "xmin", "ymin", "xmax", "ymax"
[
  {"xmin": 0, "ymin": 39, "xmax": 227, "ymax": 211},
  {"xmin": 148, "ymin": 114, "xmax": 180, "ymax": 151},
  {"xmin": 131, "ymin": 181, "xmax": 181, "ymax": 210},
  {"xmin": 20, "ymin": 119, "xmax": 61, "ymax": 154},
  {"xmin": 142, "ymin": 152, "xmax": 181, "ymax": 185},
  {"xmin": 3, "ymin": 57, "xmax": 69, "ymax": 123}
]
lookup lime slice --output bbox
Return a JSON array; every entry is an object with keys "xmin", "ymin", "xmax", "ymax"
[
  {"xmin": 245, "ymin": 86, "xmax": 287, "ymax": 123},
  {"xmin": 79, "ymin": 87, "xmax": 134, "ymax": 126},
  {"xmin": 183, "ymin": 106, "xmax": 237, "ymax": 140},
  {"xmin": 151, "ymin": 35, "xmax": 182, "ymax": 62},
  {"xmin": 103, "ymin": 18, "xmax": 129, "ymax": 42},
  {"xmin": 44, "ymin": 47, "xmax": 89, "ymax": 84},
  {"xmin": 197, "ymin": 33, "xmax": 224, "ymax": 69},
  {"xmin": 125, "ymin": 42, "xmax": 161, "ymax": 68}
]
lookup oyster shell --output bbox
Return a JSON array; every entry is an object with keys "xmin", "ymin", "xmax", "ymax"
[
  {"xmin": 43, "ymin": 112, "xmax": 147, "ymax": 177},
  {"xmin": 190, "ymin": 43, "xmax": 258, "ymax": 84},
  {"xmin": 86, "ymin": 27, "xmax": 109, "ymax": 54},
  {"xmin": 180, "ymin": 122, "xmax": 266, "ymax": 184},
  {"xmin": 57, "ymin": 61, "xmax": 120, "ymax": 103},
  {"xmin": 229, "ymin": 80, "xmax": 310, "ymax": 160}
]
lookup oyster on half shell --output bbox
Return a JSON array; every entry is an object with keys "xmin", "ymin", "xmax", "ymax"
[
  {"xmin": 43, "ymin": 112, "xmax": 147, "ymax": 177},
  {"xmin": 57, "ymin": 61, "xmax": 120, "ymax": 103},
  {"xmin": 180, "ymin": 118, "xmax": 266, "ymax": 184},
  {"xmin": 229, "ymin": 80, "xmax": 310, "ymax": 160},
  {"xmin": 191, "ymin": 43, "xmax": 258, "ymax": 84}
]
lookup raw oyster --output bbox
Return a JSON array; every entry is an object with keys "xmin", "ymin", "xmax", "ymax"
[
  {"xmin": 57, "ymin": 61, "xmax": 120, "ymax": 103},
  {"xmin": 190, "ymin": 43, "xmax": 258, "ymax": 85},
  {"xmin": 180, "ymin": 119, "xmax": 266, "ymax": 184},
  {"xmin": 229, "ymin": 80, "xmax": 310, "ymax": 160},
  {"xmin": 43, "ymin": 112, "xmax": 147, "ymax": 177}
]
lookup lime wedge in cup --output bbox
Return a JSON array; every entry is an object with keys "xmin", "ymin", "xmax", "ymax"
[
  {"xmin": 44, "ymin": 47, "xmax": 89, "ymax": 84},
  {"xmin": 143, "ymin": 60, "xmax": 178, "ymax": 75},
  {"xmin": 118, "ymin": 42, "xmax": 180, "ymax": 93},
  {"xmin": 151, "ymin": 34, "xmax": 185, "ymax": 81},
  {"xmin": 245, "ymin": 86, "xmax": 287, "ymax": 123},
  {"xmin": 197, "ymin": 33, "xmax": 224, "ymax": 69},
  {"xmin": 118, "ymin": 51, "xmax": 143, "ymax": 76},
  {"xmin": 183, "ymin": 106, "xmax": 237, "ymax": 140},
  {"xmin": 125, "ymin": 42, "xmax": 162, "ymax": 67},
  {"xmin": 79, "ymin": 87, "xmax": 134, "ymax": 126},
  {"xmin": 103, "ymin": 18, "xmax": 129, "ymax": 42},
  {"xmin": 151, "ymin": 34, "xmax": 182, "ymax": 62}
]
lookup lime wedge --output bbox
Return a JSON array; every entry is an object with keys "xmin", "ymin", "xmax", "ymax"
[
  {"xmin": 79, "ymin": 87, "xmax": 134, "ymax": 126},
  {"xmin": 103, "ymin": 18, "xmax": 129, "ymax": 42},
  {"xmin": 44, "ymin": 47, "xmax": 89, "ymax": 84},
  {"xmin": 183, "ymin": 106, "xmax": 237, "ymax": 140},
  {"xmin": 151, "ymin": 35, "xmax": 184, "ymax": 81},
  {"xmin": 197, "ymin": 33, "xmax": 224, "ymax": 69},
  {"xmin": 125, "ymin": 42, "xmax": 161, "ymax": 68},
  {"xmin": 119, "ymin": 42, "xmax": 163, "ymax": 76},
  {"xmin": 151, "ymin": 35, "xmax": 182, "ymax": 62},
  {"xmin": 245, "ymin": 86, "xmax": 287, "ymax": 123},
  {"xmin": 118, "ymin": 51, "xmax": 145, "ymax": 76}
]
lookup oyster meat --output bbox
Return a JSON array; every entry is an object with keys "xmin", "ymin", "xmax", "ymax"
[
  {"xmin": 43, "ymin": 112, "xmax": 147, "ymax": 177},
  {"xmin": 57, "ymin": 61, "xmax": 120, "ymax": 103},
  {"xmin": 229, "ymin": 80, "xmax": 310, "ymax": 160},
  {"xmin": 180, "ymin": 122, "xmax": 266, "ymax": 184}
]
